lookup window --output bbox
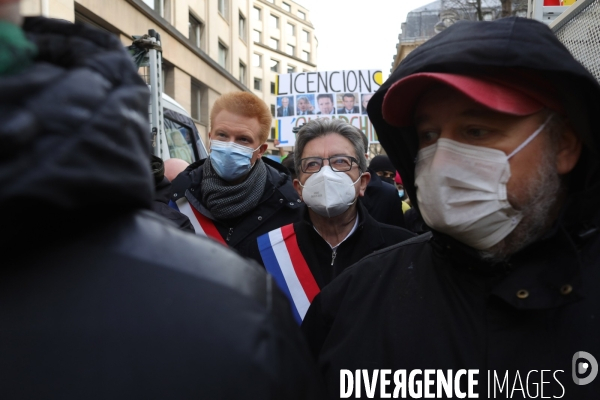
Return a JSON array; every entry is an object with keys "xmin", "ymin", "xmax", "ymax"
[
  {"xmin": 239, "ymin": 61, "xmax": 246, "ymax": 85},
  {"xmin": 483, "ymin": 12, "xmax": 493, "ymax": 21},
  {"xmin": 270, "ymin": 59, "xmax": 279, "ymax": 72},
  {"xmin": 282, "ymin": 2, "xmax": 291, "ymax": 12},
  {"xmin": 162, "ymin": 62, "xmax": 174, "ymax": 98},
  {"xmin": 218, "ymin": 42, "xmax": 228, "ymax": 69},
  {"xmin": 239, "ymin": 13, "xmax": 246, "ymax": 40},
  {"xmin": 252, "ymin": 6, "xmax": 261, "ymax": 20},
  {"xmin": 166, "ymin": 119, "xmax": 196, "ymax": 163},
  {"xmin": 143, "ymin": 0, "xmax": 168, "ymax": 17},
  {"xmin": 286, "ymin": 23, "xmax": 295, "ymax": 36},
  {"xmin": 286, "ymin": 44, "xmax": 295, "ymax": 56},
  {"xmin": 269, "ymin": 14, "xmax": 279, "ymax": 28},
  {"xmin": 75, "ymin": 11, "xmax": 113, "ymax": 34},
  {"xmin": 218, "ymin": 0, "xmax": 227, "ymax": 18},
  {"xmin": 151, "ymin": 0, "xmax": 171, "ymax": 21},
  {"xmin": 253, "ymin": 53, "xmax": 262, "ymax": 67},
  {"xmin": 297, "ymin": 10, "xmax": 306, "ymax": 20},
  {"xmin": 254, "ymin": 78, "xmax": 262, "ymax": 91},
  {"xmin": 270, "ymin": 82, "xmax": 276, "ymax": 94},
  {"xmin": 270, "ymin": 127, "xmax": 276, "ymax": 139},
  {"xmin": 515, "ymin": 9, "xmax": 527, "ymax": 17},
  {"xmin": 301, "ymin": 50, "xmax": 310, "ymax": 62},
  {"xmin": 189, "ymin": 14, "xmax": 205, "ymax": 50},
  {"xmin": 270, "ymin": 104, "xmax": 276, "ymax": 117},
  {"xmin": 287, "ymin": 65, "xmax": 296, "ymax": 73},
  {"xmin": 269, "ymin": 37, "xmax": 279, "ymax": 50},
  {"xmin": 191, "ymin": 81, "xmax": 208, "ymax": 123},
  {"xmin": 302, "ymin": 30, "xmax": 310, "ymax": 42},
  {"xmin": 253, "ymin": 29, "xmax": 261, "ymax": 43}
]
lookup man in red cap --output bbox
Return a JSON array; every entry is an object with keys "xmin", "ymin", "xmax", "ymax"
[{"xmin": 302, "ymin": 17, "xmax": 600, "ymax": 398}]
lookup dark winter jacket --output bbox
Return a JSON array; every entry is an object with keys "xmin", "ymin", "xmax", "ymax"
[
  {"xmin": 0, "ymin": 17, "xmax": 325, "ymax": 399},
  {"xmin": 361, "ymin": 168, "xmax": 406, "ymax": 228},
  {"xmin": 151, "ymin": 155, "xmax": 194, "ymax": 232},
  {"xmin": 153, "ymin": 175, "xmax": 194, "ymax": 232},
  {"xmin": 302, "ymin": 17, "xmax": 600, "ymax": 399},
  {"xmin": 249, "ymin": 200, "xmax": 415, "ymax": 286},
  {"xmin": 171, "ymin": 156, "xmax": 303, "ymax": 253}
]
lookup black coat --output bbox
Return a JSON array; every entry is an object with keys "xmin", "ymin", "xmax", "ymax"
[
  {"xmin": 0, "ymin": 17, "xmax": 325, "ymax": 399},
  {"xmin": 302, "ymin": 17, "xmax": 600, "ymax": 399},
  {"xmin": 361, "ymin": 169, "xmax": 406, "ymax": 228},
  {"xmin": 247, "ymin": 201, "xmax": 415, "ymax": 286},
  {"xmin": 171, "ymin": 157, "xmax": 303, "ymax": 254},
  {"xmin": 152, "ymin": 176, "xmax": 194, "ymax": 233}
]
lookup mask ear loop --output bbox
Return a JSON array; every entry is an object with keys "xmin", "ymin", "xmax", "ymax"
[
  {"xmin": 346, "ymin": 168, "xmax": 365, "ymax": 206},
  {"xmin": 507, "ymin": 114, "xmax": 553, "ymax": 160}
]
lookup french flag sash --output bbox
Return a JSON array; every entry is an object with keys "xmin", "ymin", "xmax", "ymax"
[
  {"xmin": 170, "ymin": 197, "xmax": 227, "ymax": 246},
  {"xmin": 257, "ymin": 224, "xmax": 320, "ymax": 324}
]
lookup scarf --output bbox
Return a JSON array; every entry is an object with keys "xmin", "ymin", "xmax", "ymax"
[{"xmin": 201, "ymin": 157, "xmax": 268, "ymax": 220}]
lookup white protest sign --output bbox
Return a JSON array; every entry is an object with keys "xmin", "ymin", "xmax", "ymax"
[{"xmin": 274, "ymin": 69, "xmax": 383, "ymax": 147}]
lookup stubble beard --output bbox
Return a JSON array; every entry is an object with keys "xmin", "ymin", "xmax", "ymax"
[{"xmin": 479, "ymin": 149, "xmax": 563, "ymax": 263}]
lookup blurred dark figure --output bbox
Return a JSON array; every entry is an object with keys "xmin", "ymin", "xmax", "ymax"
[
  {"xmin": 281, "ymin": 154, "xmax": 297, "ymax": 180},
  {"xmin": 0, "ymin": 10, "xmax": 325, "ymax": 400},
  {"xmin": 368, "ymin": 155, "xmax": 396, "ymax": 185},
  {"xmin": 359, "ymin": 138, "xmax": 406, "ymax": 228},
  {"xmin": 151, "ymin": 155, "xmax": 194, "ymax": 232}
]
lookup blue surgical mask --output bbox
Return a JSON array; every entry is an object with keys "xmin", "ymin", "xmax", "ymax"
[
  {"xmin": 210, "ymin": 140, "xmax": 261, "ymax": 182},
  {"xmin": 398, "ymin": 190, "xmax": 405, "ymax": 198}
]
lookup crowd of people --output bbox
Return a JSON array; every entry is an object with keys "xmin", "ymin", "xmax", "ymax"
[{"xmin": 2, "ymin": 0, "xmax": 600, "ymax": 398}]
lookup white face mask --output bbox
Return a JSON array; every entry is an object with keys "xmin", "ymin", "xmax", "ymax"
[
  {"xmin": 299, "ymin": 166, "xmax": 362, "ymax": 218},
  {"xmin": 414, "ymin": 115, "xmax": 552, "ymax": 250}
]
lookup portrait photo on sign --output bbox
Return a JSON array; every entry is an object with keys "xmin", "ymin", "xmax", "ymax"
[
  {"xmin": 296, "ymin": 94, "xmax": 315, "ymax": 115},
  {"xmin": 337, "ymin": 93, "xmax": 360, "ymax": 114},
  {"xmin": 316, "ymin": 93, "xmax": 336, "ymax": 115},
  {"xmin": 277, "ymin": 95, "xmax": 295, "ymax": 117},
  {"xmin": 361, "ymin": 93, "xmax": 373, "ymax": 114}
]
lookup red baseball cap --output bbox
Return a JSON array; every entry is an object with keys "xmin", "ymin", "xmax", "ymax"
[
  {"xmin": 395, "ymin": 172, "xmax": 402, "ymax": 185},
  {"xmin": 382, "ymin": 72, "xmax": 562, "ymax": 128}
]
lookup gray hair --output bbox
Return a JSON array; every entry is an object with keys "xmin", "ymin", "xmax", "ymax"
[{"xmin": 294, "ymin": 119, "xmax": 367, "ymax": 174}]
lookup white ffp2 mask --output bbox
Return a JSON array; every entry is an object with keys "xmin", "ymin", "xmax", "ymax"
[
  {"xmin": 299, "ymin": 167, "xmax": 362, "ymax": 218},
  {"xmin": 414, "ymin": 115, "xmax": 552, "ymax": 250}
]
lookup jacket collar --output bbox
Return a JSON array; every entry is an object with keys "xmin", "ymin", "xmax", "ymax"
[
  {"xmin": 430, "ymin": 202, "xmax": 598, "ymax": 310},
  {"xmin": 297, "ymin": 200, "xmax": 387, "ymax": 250}
]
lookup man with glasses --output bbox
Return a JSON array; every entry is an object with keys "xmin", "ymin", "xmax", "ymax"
[
  {"xmin": 302, "ymin": 17, "xmax": 600, "ymax": 398},
  {"xmin": 251, "ymin": 119, "xmax": 414, "ymax": 323}
]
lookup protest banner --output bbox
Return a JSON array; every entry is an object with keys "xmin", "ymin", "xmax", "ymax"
[{"xmin": 274, "ymin": 69, "xmax": 383, "ymax": 147}]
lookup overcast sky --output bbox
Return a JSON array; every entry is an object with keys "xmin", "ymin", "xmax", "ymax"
[{"xmin": 294, "ymin": 0, "xmax": 436, "ymax": 80}]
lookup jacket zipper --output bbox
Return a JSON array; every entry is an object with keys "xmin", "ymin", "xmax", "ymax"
[
  {"xmin": 226, "ymin": 227, "xmax": 234, "ymax": 242},
  {"xmin": 331, "ymin": 249, "xmax": 337, "ymax": 266}
]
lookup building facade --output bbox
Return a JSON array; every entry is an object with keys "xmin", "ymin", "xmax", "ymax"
[
  {"xmin": 392, "ymin": 0, "xmax": 528, "ymax": 71},
  {"xmin": 20, "ymin": 0, "xmax": 317, "ymax": 154},
  {"xmin": 249, "ymin": 0, "xmax": 317, "ymax": 154}
]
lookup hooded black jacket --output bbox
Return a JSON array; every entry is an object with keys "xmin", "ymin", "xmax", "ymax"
[
  {"xmin": 302, "ymin": 17, "xmax": 600, "ymax": 399},
  {"xmin": 0, "ymin": 17, "xmax": 325, "ymax": 399}
]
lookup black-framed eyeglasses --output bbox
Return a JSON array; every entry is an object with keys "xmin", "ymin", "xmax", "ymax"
[{"xmin": 300, "ymin": 156, "xmax": 359, "ymax": 174}]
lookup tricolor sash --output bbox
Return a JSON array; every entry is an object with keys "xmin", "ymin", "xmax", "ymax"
[
  {"xmin": 257, "ymin": 224, "xmax": 320, "ymax": 324},
  {"xmin": 170, "ymin": 196, "xmax": 227, "ymax": 246}
]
